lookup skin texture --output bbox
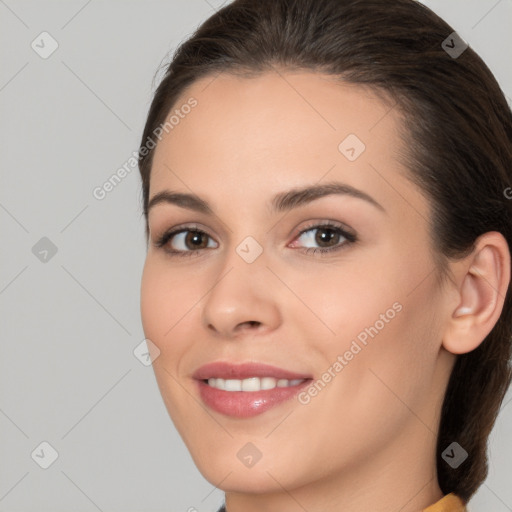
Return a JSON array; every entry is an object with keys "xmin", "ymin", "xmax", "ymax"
[{"xmin": 140, "ymin": 71, "xmax": 510, "ymax": 512}]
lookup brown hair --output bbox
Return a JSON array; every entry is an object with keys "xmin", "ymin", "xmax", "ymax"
[{"xmin": 138, "ymin": 0, "xmax": 512, "ymax": 502}]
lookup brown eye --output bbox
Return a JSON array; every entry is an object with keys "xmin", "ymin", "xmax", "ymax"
[
  {"xmin": 155, "ymin": 227, "xmax": 217, "ymax": 257},
  {"xmin": 293, "ymin": 222, "xmax": 357, "ymax": 255},
  {"xmin": 181, "ymin": 230, "xmax": 210, "ymax": 250}
]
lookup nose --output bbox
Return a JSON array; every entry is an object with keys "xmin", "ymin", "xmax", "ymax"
[{"xmin": 201, "ymin": 252, "xmax": 282, "ymax": 340}]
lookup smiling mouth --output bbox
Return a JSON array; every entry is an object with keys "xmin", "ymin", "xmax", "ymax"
[{"xmin": 196, "ymin": 377, "xmax": 312, "ymax": 418}]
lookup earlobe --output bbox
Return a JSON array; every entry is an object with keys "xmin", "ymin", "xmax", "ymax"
[{"xmin": 442, "ymin": 232, "xmax": 511, "ymax": 355}]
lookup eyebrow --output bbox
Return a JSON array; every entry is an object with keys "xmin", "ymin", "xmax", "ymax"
[{"xmin": 147, "ymin": 181, "xmax": 386, "ymax": 215}]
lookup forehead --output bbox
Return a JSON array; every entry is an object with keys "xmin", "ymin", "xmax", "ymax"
[
  {"xmin": 148, "ymin": 70, "xmax": 425, "ymax": 220},
  {"xmin": 153, "ymin": 70, "xmax": 398, "ymax": 159}
]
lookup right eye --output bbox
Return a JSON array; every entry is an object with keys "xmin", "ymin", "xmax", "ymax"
[{"xmin": 155, "ymin": 225, "xmax": 218, "ymax": 257}]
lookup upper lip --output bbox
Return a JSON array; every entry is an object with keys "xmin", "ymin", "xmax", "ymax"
[{"xmin": 192, "ymin": 361, "xmax": 313, "ymax": 381}]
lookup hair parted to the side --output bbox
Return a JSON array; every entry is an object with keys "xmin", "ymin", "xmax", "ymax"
[{"xmin": 138, "ymin": 0, "xmax": 512, "ymax": 503}]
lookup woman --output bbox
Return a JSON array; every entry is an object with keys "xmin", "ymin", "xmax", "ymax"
[{"xmin": 138, "ymin": 0, "xmax": 512, "ymax": 510}]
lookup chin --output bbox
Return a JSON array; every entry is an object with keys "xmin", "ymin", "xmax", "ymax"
[
  {"xmin": 204, "ymin": 468, "xmax": 287, "ymax": 494},
  {"xmin": 192, "ymin": 451, "xmax": 296, "ymax": 494}
]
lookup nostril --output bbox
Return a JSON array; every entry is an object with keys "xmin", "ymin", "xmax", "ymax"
[{"xmin": 241, "ymin": 321, "xmax": 260, "ymax": 329}]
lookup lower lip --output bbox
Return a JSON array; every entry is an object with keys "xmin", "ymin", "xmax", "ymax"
[{"xmin": 196, "ymin": 379, "xmax": 311, "ymax": 418}]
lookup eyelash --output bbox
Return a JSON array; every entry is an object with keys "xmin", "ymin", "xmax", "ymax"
[{"xmin": 154, "ymin": 221, "xmax": 357, "ymax": 258}]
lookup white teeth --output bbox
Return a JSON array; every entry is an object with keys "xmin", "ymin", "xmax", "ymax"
[
  {"xmin": 225, "ymin": 379, "xmax": 242, "ymax": 391},
  {"xmin": 241, "ymin": 377, "xmax": 260, "ymax": 392},
  {"xmin": 206, "ymin": 377, "xmax": 306, "ymax": 391},
  {"xmin": 260, "ymin": 377, "xmax": 277, "ymax": 390}
]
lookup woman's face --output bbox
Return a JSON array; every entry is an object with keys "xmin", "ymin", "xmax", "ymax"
[{"xmin": 140, "ymin": 71, "xmax": 456, "ymax": 501}]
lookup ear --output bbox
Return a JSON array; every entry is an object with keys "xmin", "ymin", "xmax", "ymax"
[{"xmin": 442, "ymin": 232, "xmax": 511, "ymax": 355}]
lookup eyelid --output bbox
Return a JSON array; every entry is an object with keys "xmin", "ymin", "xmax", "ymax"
[{"xmin": 293, "ymin": 219, "xmax": 356, "ymax": 240}]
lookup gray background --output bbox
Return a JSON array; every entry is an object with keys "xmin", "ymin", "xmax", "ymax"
[{"xmin": 1, "ymin": 1, "xmax": 511, "ymax": 511}]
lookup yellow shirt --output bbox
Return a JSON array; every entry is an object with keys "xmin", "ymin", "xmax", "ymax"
[
  {"xmin": 216, "ymin": 492, "xmax": 467, "ymax": 512},
  {"xmin": 423, "ymin": 493, "xmax": 467, "ymax": 511}
]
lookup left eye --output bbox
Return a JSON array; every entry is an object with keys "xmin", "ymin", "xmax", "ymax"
[{"xmin": 291, "ymin": 223, "xmax": 356, "ymax": 254}]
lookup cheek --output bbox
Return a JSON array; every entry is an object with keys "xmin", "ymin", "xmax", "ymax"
[
  {"xmin": 309, "ymin": 246, "xmax": 442, "ymax": 389},
  {"xmin": 140, "ymin": 261, "xmax": 201, "ymax": 426},
  {"xmin": 331, "ymin": 270, "xmax": 444, "ymax": 418},
  {"xmin": 288, "ymin": 257, "xmax": 399, "ymax": 344},
  {"xmin": 140, "ymin": 260, "xmax": 167, "ymax": 345},
  {"xmin": 140, "ymin": 259, "xmax": 197, "ymax": 357},
  {"xmin": 290, "ymin": 287, "xmax": 442, "ymax": 470}
]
